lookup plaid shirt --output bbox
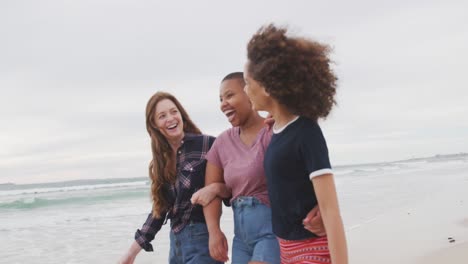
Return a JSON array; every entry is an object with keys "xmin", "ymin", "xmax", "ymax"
[{"xmin": 135, "ymin": 133, "xmax": 215, "ymax": 251}]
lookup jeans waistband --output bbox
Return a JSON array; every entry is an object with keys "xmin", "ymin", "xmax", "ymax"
[{"xmin": 232, "ymin": 196, "xmax": 263, "ymax": 208}]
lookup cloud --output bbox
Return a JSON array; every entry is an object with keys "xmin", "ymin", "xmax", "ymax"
[{"xmin": 1, "ymin": 0, "xmax": 467, "ymax": 183}]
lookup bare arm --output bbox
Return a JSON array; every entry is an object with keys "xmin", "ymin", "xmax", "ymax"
[
  {"xmin": 118, "ymin": 210, "xmax": 166, "ymax": 263},
  {"xmin": 312, "ymin": 174, "xmax": 348, "ymax": 264},
  {"xmin": 202, "ymin": 162, "xmax": 229, "ymax": 262},
  {"xmin": 118, "ymin": 241, "xmax": 142, "ymax": 264},
  {"xmin": 210, "ymin": 182, "xmax": 231, "ymax": 198},
  {"xmin": 191, "ymin": 182, "xmax": 231, "ymax": 207}
]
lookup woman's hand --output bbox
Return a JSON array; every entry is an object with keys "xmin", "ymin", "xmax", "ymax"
[
  {"xmin": 208, "ymin": 228, "xmax": 229, "ymax": 262},
  {"xmin": 263, "ymin": 113, "xmax": 274, "ymax": 130},
  {"xmin": 191, "ymin": 185, "xmax": 218, "ymax": 207},
  {"xmin": 191, "ymin": 183, "xmax": 231, "ymax": 206},
  {"xmin": 303, "ymin": 205, "xmax": 326, "ymax": 236}
]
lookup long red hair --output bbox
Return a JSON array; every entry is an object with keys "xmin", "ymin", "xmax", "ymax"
[{"xmin": 145, "ymin": 92, "xmax": 201, "ymax": 218}]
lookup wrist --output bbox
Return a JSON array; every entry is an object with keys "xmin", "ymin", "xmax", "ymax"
[
  {"xmin": 130, "ymin": 241, "xmax": 143, "ymax": 254},
  {"xmin": 207, "ymin": 225, "xmax": 221, "ymax": 234}
]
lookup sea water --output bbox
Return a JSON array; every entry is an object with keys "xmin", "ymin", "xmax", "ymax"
[{"xmin": 1, "ymin": 154, "xmax": 467, "ymax": 263}]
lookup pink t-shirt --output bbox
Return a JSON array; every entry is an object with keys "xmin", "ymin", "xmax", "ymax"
[{"xmin": 206, "ymin": 126, "xmax": 272, "ymax": 206}]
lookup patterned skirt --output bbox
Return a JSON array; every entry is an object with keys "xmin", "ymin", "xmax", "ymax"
[{"xmin": 278, "ymin": 236, "xmax": 331, "ymax": 264}]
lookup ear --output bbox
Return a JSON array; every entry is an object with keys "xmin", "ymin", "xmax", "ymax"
[{"xmin": 261, "ymin": 86, "xmax": 271, "ymax": 97}]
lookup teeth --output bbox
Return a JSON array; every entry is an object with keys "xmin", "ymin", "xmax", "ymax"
[
  {"xmin": 224, "ymin": 110, "xmax": 235, "ymax": 116},
  {"xmin": 167, "ymin": 123, "xmax": 177, "ymax": 129}
]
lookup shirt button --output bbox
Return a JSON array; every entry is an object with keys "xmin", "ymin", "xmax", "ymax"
[
  {"xmin": 190, "ymin": 168, "xmax": 193, "ymax": 171},
  {"xmin": 178, "ymin": 150, "xmax": 181, "ymax": 154}
]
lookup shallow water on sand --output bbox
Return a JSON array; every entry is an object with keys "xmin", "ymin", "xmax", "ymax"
[{"xmin": 1, "ymin": 154, "xmax": 467, "ymax": 263}]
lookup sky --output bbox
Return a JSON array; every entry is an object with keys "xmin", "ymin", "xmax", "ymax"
[{"xmin": 1, "ymin": 0, "xmax": 467, "ymax": 184}]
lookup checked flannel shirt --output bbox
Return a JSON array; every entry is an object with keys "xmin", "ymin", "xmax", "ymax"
[{"xmin": 135, "ymin": 133, "xmax": 215, "ymax": 251}]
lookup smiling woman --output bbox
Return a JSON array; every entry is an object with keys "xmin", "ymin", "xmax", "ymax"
[
  {"xmin": 118, "ymin": 91, "xmax": 229, "ymax": 264},
  {"xmin": 244, "ymin": 24, "xmax": 347, "ymax": 264},
  {"xmin": 145, "ymin": 92, "xmax": 203, "ymax": 218},
  {"xmin": 191, "ymin": 72, "xmax": 326, "ymax": 264},
  {"xmin": 153, "ymin": 99, "xmax": 185, "ymax": 143}
]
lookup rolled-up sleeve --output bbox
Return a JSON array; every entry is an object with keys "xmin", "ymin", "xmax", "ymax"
[{"xmin": 134, "ymin": 211, "xmax": 167, "ymax": 252}]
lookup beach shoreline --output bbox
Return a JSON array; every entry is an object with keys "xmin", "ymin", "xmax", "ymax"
[
  {"xmin": 2, "ymin": 155, "xmax": 467, "ymax": 263},
  {"xmin": 346, "ymin": 163, "xmax": 468, "ymax": 264},
  {"xmin": 418, "ymin": 241, "xmax": 468, "ymax": 264}
]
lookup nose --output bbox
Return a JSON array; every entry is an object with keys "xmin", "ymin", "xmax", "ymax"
[{"xmin": 166, "ymin": 113, "xmax": 176, "ymax": 123}]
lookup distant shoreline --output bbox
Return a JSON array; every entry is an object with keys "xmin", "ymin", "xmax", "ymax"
[
  {"xmin": 334, "ymin": 152, "xmax": 468, "ymax": 168},
  {"xmin": 2, "ymin": 152, "xmax": 466, "ymax": 186},
  {"xmin": 0, "ymin": 176, "xmax": 148, "ymax": 189}
]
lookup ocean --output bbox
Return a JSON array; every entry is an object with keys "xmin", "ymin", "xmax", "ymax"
[{"xmin": 1, "ymin": 153, "xmax": 467, "ymax": 263}]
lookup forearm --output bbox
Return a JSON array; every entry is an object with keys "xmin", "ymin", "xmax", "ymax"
[
  {"xmin": 203, "ymin": 197, "xmax": 223, "ymax": 233},
  {"xmin": 119, "ymin": 240, "xmax": 142, "ymax": 264},
  {"xmin": 321, "ymin": 209, "xmax": 348, "ymax": 264},
  {"xmin": 313, "ymin": 175, "xmax": 348, "ymax": 264},
  {"xmin": 203, "ymin": 162, "xmax": 224, "ymax": 233},
  {"xmin": 209, "ymin": 182, "xmax": 231, "ymax": 199},
  {"xmin": 203, "ymin": 197, "xmax": 229, "ymax": 262},
  {"xmin": 134, "ymin": 212, "xmax": 165, "ymax": 251},
  {"xmin": 128, "ymin": 240, "xmax": 143, "ymax": 256}
]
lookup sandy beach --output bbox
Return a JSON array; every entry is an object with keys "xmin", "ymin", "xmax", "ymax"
[
  {"xmin": 346, "ymin": 158, "xmax": 468, "ymax": 264},
  {"xmin": 132, "ymin": 155, "xmax": 468, "ymax": 263},
  {"xmin": 2, "ymin": 155, "xmax": 467, "ymax": 263},
  {"xmin": 418, "ymin": 241, "xmax": 468, "ymax": 264}
]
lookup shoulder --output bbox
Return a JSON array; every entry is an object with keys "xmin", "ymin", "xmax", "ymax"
[
  {"xmin": 296, "ymin": 117, "xmax": 328, "ymax": 149},
  {"xmin": 201, "ymin": 133, "xmax": 216, "ymax": 141},
  {"xmin": 185, "ymin": 133, "xmax": 215, "ymax": 145},
  {"xmin": 259, "ymin": 126, "xmax": 272, "ymax": 142},
  {"xmin": 215, "ymin": 127, "xmax": 237, "ymax": 142},
  {"xmin": 297, "ymin": 116, "xmax": 322, "ymax": 135},
  {"xmin": 186, "ymin": 133, "xmax": 212, "ymax": 140}
]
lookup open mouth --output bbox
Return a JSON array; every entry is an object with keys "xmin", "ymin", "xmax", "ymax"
[
  {"xmin": 224, "ymin": 109, "xmax": 236, "ymax": 122},
  {"xmin": 166, "ymin": 123, "xmax": 178, "ymax": 131}
]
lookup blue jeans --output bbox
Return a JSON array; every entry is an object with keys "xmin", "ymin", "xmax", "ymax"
[
  {"xmin": 169, "ymin": 222, "xmax": 223, "ymax": 264},
  {"xmin": 232, "ymin": 196, "xmax": 280, "ymax": 264}
]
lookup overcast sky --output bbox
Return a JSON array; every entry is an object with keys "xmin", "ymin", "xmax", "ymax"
[{"xmin": 1, "ymin": 0, "xmax": 467, "ymax": 184}]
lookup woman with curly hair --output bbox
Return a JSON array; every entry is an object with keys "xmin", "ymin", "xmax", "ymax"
[
  {"xmin": 119, "ymin": 92, "xmax": 228, "ymax": 264},
  {"xmin": 193, "ymin": 72, "xmax": 326, "ymax": 264},
  {"xmin": 243, "ymin": 24, "xmax": 348, "ymax": 264}
]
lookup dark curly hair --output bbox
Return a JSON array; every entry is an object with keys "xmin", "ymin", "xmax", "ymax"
[{"xmin": 247, "ymin": 24, "xmax": 337, "ymax": 120}]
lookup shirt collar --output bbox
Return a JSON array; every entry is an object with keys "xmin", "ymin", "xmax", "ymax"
[{"xmin": 182, "ymin": 132, "xmax": 200, "ymax": 143}]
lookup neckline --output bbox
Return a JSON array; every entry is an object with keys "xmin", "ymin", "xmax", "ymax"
[
  {"xmin": 272, "ymin": 116, "xmax": 299, "ymax": 134},
  {"xmin": 234, "ymin": 126, "xmax": 265, "ymax": 149}
]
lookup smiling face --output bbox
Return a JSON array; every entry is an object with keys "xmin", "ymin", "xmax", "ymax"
[
  {"xmin": 243, "ymin": 62, "xmax": 271, "ymax": 112},
  {"xmin": 219, "ymin": 78, "xmax": 253, "ymax": 127},
  {"xmin": 153, "ymin": 98, "xmax": 184, "ymax": 142}
]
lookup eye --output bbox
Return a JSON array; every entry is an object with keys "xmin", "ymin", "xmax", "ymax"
[{"xmin": 158, "ymin": 114, "xmax": 166, "ymax": 120}]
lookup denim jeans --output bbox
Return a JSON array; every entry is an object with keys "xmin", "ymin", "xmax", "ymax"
[
  {"xmin": 231, "ymin": 196, "xmax": 280, "ymax": 264},
  {"xmin": 169, "ymin": 222, "xmax": 223, "ymax": 264}
]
